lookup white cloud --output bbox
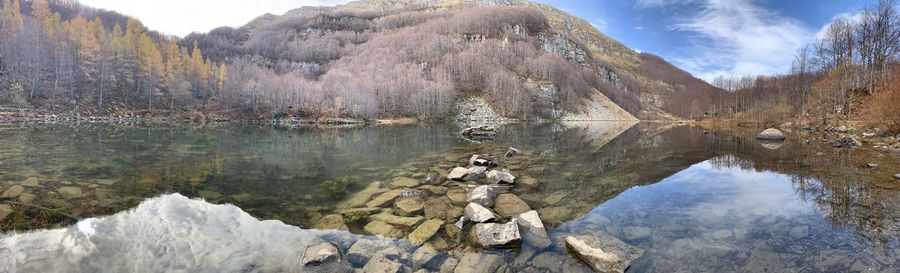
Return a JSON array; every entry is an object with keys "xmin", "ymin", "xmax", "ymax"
[
  {"xmin": 79, "ymin": 0, "xmax": 352, "ymax": 37},
  {"xmin": 814, "ymin": 11, "xmax": 863, "ymax": 41},
  {"xmin": 640, "ymin": 0, "xmax": 815, "ymax": 81}
]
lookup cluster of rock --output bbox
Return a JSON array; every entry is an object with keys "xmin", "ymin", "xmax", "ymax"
[
  {"xmin": 756, "ymin": 128, "xmax": 785, "ymax": 141},
  {"xmin": 459, "ymin": 126, "xmax": 498, "ymax": 142}
]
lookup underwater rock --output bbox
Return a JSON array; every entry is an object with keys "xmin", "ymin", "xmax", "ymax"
[
  {"xmin": 471, "ymin": 220, "xmax": 521, "ymax": 248},
  {"xmin": 424, "ymin": 197, "xmax": 455, "ymax": 220},
  {"xmin": 486, "ymin": 169, "xmax": 516, "ymax": 184},
  {"xmin": 446, "ymin": 189, "xmax": 468, "ymax": 206},
  {"xmin": 1, "ymin": 185, "xmax": 25, "ymax": 199},
  {"xmin": 441, "ymin": 256, "xmax": 460, "ymax": 273},
  {"xmin": 756, "ymin": 128, "xmax": 785, "ymax": 140},
  {"xmin": 493, "ymin": 193, "xmax": 530, "ymax": 217},
  {"xmin": 370, "ymin": 213, "xmax": 424, "ymax": 227},
  {"xmin": 408, "ymin": 219, "xmax": 444, "ymax": 246},
  {"xmin": 418, "ymin": 185, "xmax": 448, "ymax": 195},
  {"xmin": 58, "ymin": 187, "xmax": 84, "ymax": 200},
  {"xmin": 314, "ymin": 214, "xmax": 349, "ymax": 231},
  {"xmin": 394, "ymin": 196, "xmax": 426, "ymax": 216},
  {"xmin": 565, "ymin": 234, "xmax": 644, "ymax": 273},
  {"xmin": 18, "ymin": 193, "xmax": 37, "ymax": 203},
  {"xmin": 347, "ymin": 239, "xmax": 394, "ymax": 266},
  {"xmin": 412, "ymin": 244, "xmax": 446, "ymax": 270},
  {"xmin": 364, "ymin": 220, "xmax": 403, "ymax": 238},
  {"xmin": 197, "ymin": 190, "xmax": 221, "ymax": 200},
  {"xmin": 301, "ymin": 242, "xmax": 352, "ymax": 273},
  {"xmin": 336, "ymin": 181, "xmax": 384, "ymax": 208},
  {"xmin": 0, "ymin": 204, "xmax": 12, "ymax": 222},
  {"xmin": 454, "ymin": 253, "xmax": 505, "ymax": 273},
  {"xmin": 514, "ymin": 211, "xmax": 551, "ymax": 248},
  {"xmin": 790, "ymin": 225, "xmax": 809, "ymax": 239},
  {"xmin": 22, "ymin": 177, "xmax": 40, "ymax": 187},
  {"xmin": 362, "ymin": 252, "xmax": 403, "ymax": 273},
  {"xmin": 518, "ymin": 176, "xmax": 538, "ymax": 188},
  {"xmin": 367, "ymin": 189, "xmax": 405, "ymax": 208},
  {"xmin": 466, "ymin": 185, "xmax": 498, "ymax": 207},
  {"xmin": 464, "ymin": 203, "xmax": 498, "ymax": 223},
  {"xmin": 391, "ymin": 177, "xmax": 420, "ymax": 188}
]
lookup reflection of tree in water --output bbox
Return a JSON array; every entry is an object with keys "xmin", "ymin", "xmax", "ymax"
[{"xmin": 708, "ymin": 153, "xmax": 899, "ymax": 248}]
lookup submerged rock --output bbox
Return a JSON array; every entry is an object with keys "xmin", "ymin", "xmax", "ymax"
[
  {"xmin": 58, "ymin": 187, "xmax": 84, "ymax": 200},
  {"xmin": 367, "ymin": 189, "xmax": 405, "ymax": 208},
  {"xmin": 394, "ymin": 196, "xmax": 426, "ymax": 216},
  {"xmin": 454, "ymin": 253, "xmax": 505, "ymax": 273},
  {"xmin": 409, "ymin": 219, "xmax": 445, "ymax": 246},
  {"xmin": 0, "ymin": 204, "xmax": 12, "ymax": 222},
  {"xmin": 464, "ymin": 203, "xmax": 499, "ymax": 223},
  {"xmin": 347, "ymin": 239, "xmax": 395, "ymax": 266},
  {"xmin": 370, "ymin": 213, "xmax": 424, "ymax": 227},
  {"xmin": 565, "ymin": 234, "xmax": 644, "ymax": 273},
  {"xmin": 486, "ymin": 169, "xmax": 516, "ymax": 184},
  {"xmin": 424, "ymin": 197, "xmax": 455, "ymax": 220},
  {"xmin": 1, "ymin": 185, "xmax": 25, "ymax": 199},
  {"xmin": 362, "ymin": 252, "xmax": 403, "ymax": 273},
  {"xmin": 832, "ymin": 135, "xmax": 862, "ymax": 148},
  {"xmin": 301, "ymin": 242, "xmax": 352, "ymax": 273},
  {"xmin": 466, "ymin": 185, "xmax": 498, "ymax": 207},
  {"xmin": 493, "ymin": 193, "xmax": 530, "ymax": 217},
  {"xmin": 471, "ymin": 220, "xmax": 521, "ymax": 248},
  {"xmin": 514, "ymin": 210, "xmax": 551, "ymax": 248},
  {"xmin": 314, "ymin": 214, "xmax": 349, "ymax": 231},
  {"xmin": 505, "ymin": 147, "xmax": 521, "ymax": 157},
  {"xmin": 364, "ymin": 220, "xmax": 404, "ymax": 238},
  {"xmin": 756, "ymin": 128, "xmax": 785, "ymax": 140}
]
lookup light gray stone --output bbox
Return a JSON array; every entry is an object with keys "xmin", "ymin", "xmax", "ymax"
[
  {"xmin": 464, "ymin": 203, "xmax": 498, "ymax": 223},
  {"xmin": 466, "ymin": 185, "xmax": 497, "ymax": 207},
  {"xmin": 565, "ymin": 234, "xmax": 644, "ymax": 273},
  {"xmin": 471, "ymin": 220, "xmax": 521, "ymax": 248},
  {"xmin": 486, "ymin": 169, "xmax": 515, "ymax": 184},
  {"xmin": 514, "ymin": 210, "xmax": 551, "ymax": 248}
]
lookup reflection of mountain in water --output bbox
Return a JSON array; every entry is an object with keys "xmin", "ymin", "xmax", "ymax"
[{"xmin": 0, "ymin": 194, "xmax": 403, "ymax": 273}]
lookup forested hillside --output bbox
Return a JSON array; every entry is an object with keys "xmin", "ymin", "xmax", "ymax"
[
  {"xmin": 1, "ymin": 0, "xmax": 720, "ymax": 121},
  {"xmin": 0, "ymin": 0, "xmax": 224, "ymax": 116}
]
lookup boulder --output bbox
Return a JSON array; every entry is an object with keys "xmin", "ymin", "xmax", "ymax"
[
  {"xmin": 565, "ymin": 234, "xmax": 644, "ymax": 273},
  {"xmin": 367, "ymin": 189, "xmax": 405, "ymax": 208},
  {"xmin": 486, "ymin": 169, "xmax": 516, "ymax": 184},
  {"xmin": 362, "ymin": 252, "xmax": 403, "ymax": 273},
  {"xmin": 493, "ymin": 193, "xmax": 530, "ymax": 217},
  {"xmin": 471, "ymin": 220, "xmax": 521, "ymax": 248},
  {"xmin": 466, "ymin": 185, "xmax": 498, "ymax": 207},
  {"xmin": 454, "ymin": 253, "xmax": 505, "ymax": 273},
  {"xmin": 464, "ymin": 203, "xmax": 499, "ymax": 223},
  {"xmin": 756, "ymin": 128, "xmax": 785, "ymax": 140},
  {"xmin": 1, "ymin": 185, "xmax": 25, "ymax": 199},
  {"xmin": 364, "ymin": 220, "xmax": 404, "ymax": 238},
  {"xmin": 833, "ymin": 135, "xmax": 862, "ymax": 148},
  {"xmin": 301, "ymin": 242, "xmax": 352, "ymax": 273},
  {"xmin": 505, "ymin": 147, "xmax": 521, "ymax": 157},
  {"xmin": 514, "ymin": 210, "xmax": 551, "ymax": 248},
  {"xmin": 394, "ymin": 196, "xmax": 425, "ymax": 216},
  {"xmin": 460, "ymin": 126, "xmax": 497, "ymax": 141},
  {"xmin": 314, "ymin": 214, "xmax": 349, "ymax": 231},
  {"xmin": 408, "ymin": 219, "xmax": 444, "ymax": 246}
]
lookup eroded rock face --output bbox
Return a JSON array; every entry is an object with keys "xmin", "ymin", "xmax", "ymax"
[
  {"xmin": 301, "ymin": 242, "xmax": 352, "ymax": 273},
  {"xmin": 565, "ymin": 234, "xmax": 644, "ymax": 273},
  {"xmin": 514, "ymin": 211, "xmax": 551, "ymax": 248},
  {"xmin": 466, "ymin": 185, "xmax": 498, "ymax": 207},
  {"xmin": 756, "ymin": 128, "xmax": 785, "ymax": 140},
  {"xmin": 464, "ymin": 203, "xmax": 498, "ymax": 223},
  {"xmin": 471, "ymin": 220, "xmax": 521, "ymax": 248}
]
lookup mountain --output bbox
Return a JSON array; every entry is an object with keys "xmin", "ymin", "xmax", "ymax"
[{"xmin": 185, "ymin": 0, "xmax": 720, "ymax": 121}]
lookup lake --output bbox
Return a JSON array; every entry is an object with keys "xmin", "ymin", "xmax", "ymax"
[{"xmin": 0, "ymin": 122, "xmax": 897, "ymax": 272}]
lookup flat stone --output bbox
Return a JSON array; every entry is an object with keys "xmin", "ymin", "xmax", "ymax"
[
  {"xmin": 347, "ymin": 239, "xmax": 393, "ymax": 266},
  {"xmin": 441, "ymin": 257, "xmax": 459, "ymax": 273},
  {"xmin": 391, "ymin": 177, "xmax": 420, "ymax": 188},
  {"xmin": 301, "ymin": 242, "xmax": 352, "ymax": 273},
  {"xmin": 22, "ymin": 177, "xmax": 40, "ymax": 187},
  {"xmin": 448, "ymin": 167, "xmax": 468, "ymax": 181},
  {"xmin": 408, "ymin": 219, "xmax": 444, "ymax": 246},
  {"xmin": 514, "ymin": 210, "xmax": 551, "ymax": 248},
  {"xmin": 58, "ymin": 187, "xmax": 83, "ymax": 200},
  {"xmin": 493, "ymin": 193, "xmax": 530, "ymax": 217},
  {"xmin": 394, "ymin": 196, "xmax": 425, "ymax": 216},
  {"xmin": 370, "ymin": 213, "xmax": 424, "ymax": 227},
  {"xmin": 337, "ymin": 181, "xmax": 383, "ymax": 208},
  {"xmin": 314, "ymin": 214, "xmax": 349, "ymax": 231},
  {"xmin": 364, "ymin": 220, "xmax": 403, "ymax": 238},
  {"xmin": 362, "ymin": 252, "xmax": 402, "ymax": 273},
  {"xmin": 338, "ymin": 207, "xmax": 381, "ymax": 222},
  {"xmin": 486, "ymin": 169, "xmax": 516, "ymax": 184},
  {"xmin": 412, "ymin": 244, "xmax": 445, "ymax": 269},
  {"xmin": 454, "ymin": 253, "xmax": 505, "ymax": 273},
  {"xmin": 466, "ymin": 185, "xmax": 497, "ymax": 207},
  {"xmin": 565, "ymin": 234, "xmax": 644, "ymax": 273},
  {"xmin": 471, "ymin": 220, "xmax": 521, "ymax": 248},
  {"xmin": 1, "ymin": 185, "xmax": 25, "ymax": 199},
  {"xmin": 622, "ymin": 226, "xmax": 651, "ymax": 240},
  {"xmin": 367, "ymin": 189, "xmax": 405, "ymax": 208},
  {"xmin": 0, "ymin": 204, "xmax": 12, "ymax": 222},
  {"xmin": 464, "ymin": 203, "xmax": 498, "ymax": 223},
  {"xmin": 447, "ymin": 189, "xmax": 468, "ymax": 206},
  {"xmin": 424, "ymin": 197, "xmax": 454, "ymax": 220}
]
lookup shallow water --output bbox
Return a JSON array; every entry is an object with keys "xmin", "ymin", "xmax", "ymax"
[{"xmin": 0, "ymin": 122, "xmax": 897, "ymax": 272}]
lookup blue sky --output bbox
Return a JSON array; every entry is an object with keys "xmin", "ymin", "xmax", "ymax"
[{"xmin": 535, "ymin": 0, "xmax": 868, "ymax": 81}]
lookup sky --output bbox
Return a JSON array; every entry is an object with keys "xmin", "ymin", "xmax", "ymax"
[{"xmin": 79, "ymin": 0, "xmax": 870, "ymax": 81}]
